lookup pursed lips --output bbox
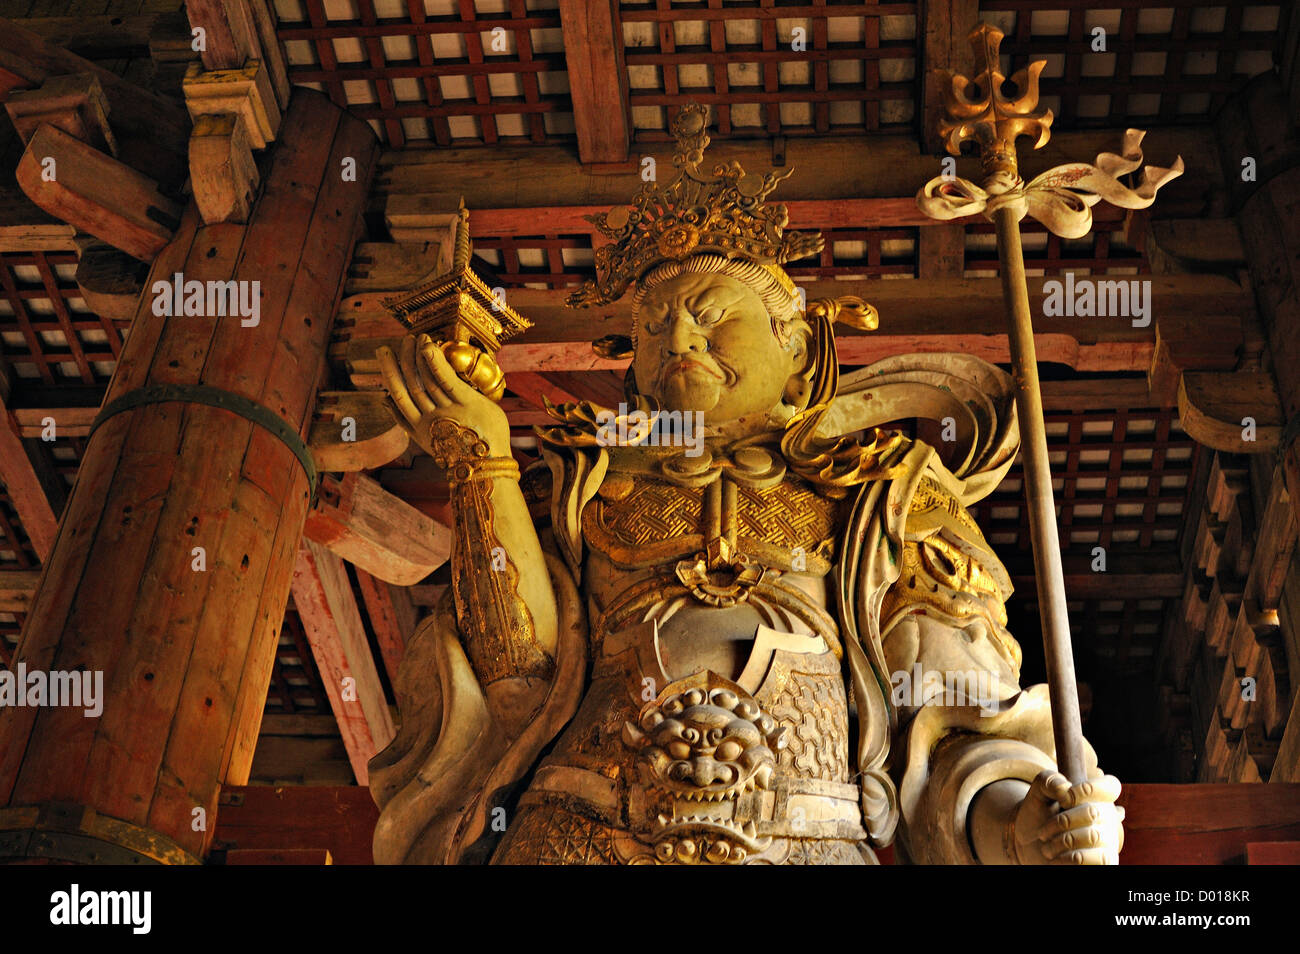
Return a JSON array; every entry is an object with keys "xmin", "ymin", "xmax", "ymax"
[{"xmin": 662, "ymin": 356, "xmax": 724, "ymax": 382}]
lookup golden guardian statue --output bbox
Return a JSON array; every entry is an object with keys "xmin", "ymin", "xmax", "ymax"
[{"xmin": 369, "ymin": 104, "xmax": 1124, "ymax": 865}]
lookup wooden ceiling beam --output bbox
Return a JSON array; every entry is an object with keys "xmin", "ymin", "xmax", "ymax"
[
  {"xmin": 9, "ymin": 404, "xmax": 98, "ymax": 439},
  {"xmin": 921, "ymin": 0, "xmax": 981, "ymax": 155},
  {"xmin": 303, "ymin": 472, "xmax": 451, "ymax": 586},
  {"xmin": 0, "ymin": 393, "xmax": 58, "ymax": 562},
  {"xmin": 183, "ymin": 0, "xmax": 289, "ymax": 110},
  {"xmin": 376, "ymin": 124, "xmax": 1221, "ymax": 223},
  {"xmin": 290, "ymin": 538, "xmax": 396, "ymax": 786},
  {"xmin": 355, "ymin": 568, "xmax": 417, "ymax": 684},
  {"xmin": 556, "ymin": 0, "xmax": 631, "ymax": 166},
  {"xmin": 1008, "ymin": 549, "xmax": 1184, "ymax": 600},
  {"xmin": 331, "ymin": 272, "xmax": 1247, "ymax": 384},
  {"xmin": 504, "ymin": 370, "xmax": 581, "ymax": 411}
]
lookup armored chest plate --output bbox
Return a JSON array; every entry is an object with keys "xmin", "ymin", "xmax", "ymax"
[{"xmin": 584, "ymin": 472, "xmax": 844, "ymax": 574}]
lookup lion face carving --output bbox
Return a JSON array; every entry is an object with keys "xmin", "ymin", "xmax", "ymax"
[{"xmin": 622, "ymin": 674, "xmax": 787, "ymax": 863}]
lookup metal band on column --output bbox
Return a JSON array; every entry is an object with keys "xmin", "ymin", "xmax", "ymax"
[{"xmin": 89, "ymin": 383, "xmax": 317, "ymax": 494}]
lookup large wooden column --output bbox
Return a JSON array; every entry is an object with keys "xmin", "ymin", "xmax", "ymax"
[{"xmin": 0, "ymin": 90, "xmax": 376, "ymax": 863}]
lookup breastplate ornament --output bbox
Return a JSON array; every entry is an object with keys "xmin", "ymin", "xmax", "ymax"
[{"xmin": 618, "ymin": 673, "xmax": 787, "ymax": 864}]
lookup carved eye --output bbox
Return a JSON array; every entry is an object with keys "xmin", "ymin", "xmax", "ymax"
[
  {"xmin": 715, "ymin": 740, "xmax": 743, "ymax": 761},
  {"xmin": 695, "ymin": 307, "xmax": 724, "ymax": 325},
  {"xmin": 641, "ymin": 306, "xmax": 669, "ymax": 336}
]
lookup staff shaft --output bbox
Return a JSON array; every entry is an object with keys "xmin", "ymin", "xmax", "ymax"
[{"xmin": 993, "ymin": 205, "xmax": 1087, "ymax": 784}]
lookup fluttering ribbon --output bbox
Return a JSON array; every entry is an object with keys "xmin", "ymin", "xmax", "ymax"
[{"xmin": 916, "ymin": 128, "xmax": 1184, "ymax": 239}]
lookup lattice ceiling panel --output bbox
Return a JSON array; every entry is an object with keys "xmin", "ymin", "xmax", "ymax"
[
  {"xmin": 965, "ymin": 221, "xmax": 1146, "ymax": 278},
  {"xmin": 983, "ymin": 406, "xmax": 1199, "ymax": 680},
  {"xmin": 472, "ymin": 224, "xmax": 923, "ymax": 287},
  {"xmin": 973, "ymin": 406, "xmax": 1196, "ymax": 551},
  {"xmin": 0, "ymin": 251, "xmax": 122, "ymax": 386},
  {"xmin": 470, "ymin": 220, "xmax": 1146, "ymax": 287},
  {"xmin": 273, "ymin": 0, "xmax": 573, "ymax": 147},
  {"xmin": 622, "ymin": 1, "xmax": 920, "ymax": 138},
  {"xmin": 980, "ymin": 3, "xmax": 1286, "ymax": 128}
]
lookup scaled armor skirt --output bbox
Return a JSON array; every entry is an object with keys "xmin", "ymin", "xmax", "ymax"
[{"xmin": 492, "ymin": 628, "xmax": 878, "ymax": 865}]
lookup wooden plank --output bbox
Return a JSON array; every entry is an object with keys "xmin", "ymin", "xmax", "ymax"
[
  {"xmin": 303, "ymin": 472, "xmax": 451, "ymax": 586},
  {"xmin": 921, "ymin": 0, "xmax": 980, "ymax": 155},
  {"xmin": 557, "ymin": 0, "xmax": 630, "ymax": 165},
  {"xmin": 16, "ymin": 123, "xmax": 182, "ymax": 260},
  {"xmin": 1116, "ymin": 783, "xmax": 1300, "ymax": 864},
  {"xmin": 0, "ymin": 394, "xmax": 57, "ymax": 560},
  {"xmin": 290, "ymin": 538, "xmax": 396, "ymax": 786},
  {"xmin": 215, "ymin": 785, "xmax": 378, "ymax": 865},
  {"xmin": 377, "ymin": 125, "xmax": 1221, "ymax": 220},
  {"xmin": 0, "ymin": 568, "xmax": 41, "ymax": 612},
  {"xmin": 355, "ymin": 568, "xmax": 416, "ymax": 682}
]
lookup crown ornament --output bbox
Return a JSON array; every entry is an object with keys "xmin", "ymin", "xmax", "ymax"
[{"xmin": 567, "ymin": 104, "xmax": 824, "ymax": 308}]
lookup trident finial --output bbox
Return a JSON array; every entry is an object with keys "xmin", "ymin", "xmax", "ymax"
[{"xmin": 935, "ymin": 23, "xmax": 1053, "ymax": 180}]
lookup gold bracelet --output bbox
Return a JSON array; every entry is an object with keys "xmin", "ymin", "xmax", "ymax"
[
  {"xmin": 448, "ymin": 456, "xmax": 520, "ymax": 484},
  {"xmin": 428, "ymin": 418, "xmax": 520, "ymax": 484}
]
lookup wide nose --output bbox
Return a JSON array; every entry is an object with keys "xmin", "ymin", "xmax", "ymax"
[{"xmin": 666, "ymin": 311, "xmax": 707, "ymax": 356}]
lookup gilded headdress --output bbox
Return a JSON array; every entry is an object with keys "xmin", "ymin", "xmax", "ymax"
[{"xmin": 566, "ymin": 104, "xmax": 824, "ymax": 312}]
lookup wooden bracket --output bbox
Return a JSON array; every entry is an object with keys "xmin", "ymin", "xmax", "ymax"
[
  {"xmin": 182, "ymin": 59, "xmax": 280, "ymax": 148},
  {"xmin": 308, "ymin": 390, "xmax": 409, "ymax": 473},
  {"xmin": 189, "ymin": 112, "xmax": 259, "ymax": 224},
  {"xmin": 1178, "ymin": 370, "xmax": 1285, "ymax": 452},
  {"xmin": 5, "ymin": 73, "xmax": 116, "ymax": 156},
  {"xmin": 15, "ymin": 123, "xmax": 181, "ymax": 261},
  {"xmin": 303, "ymin": 471, "xmax": 451, "ymax": 586},
  {"xmin": 74, "ymin": 241, "xmax": 149, "ymax": 320}
]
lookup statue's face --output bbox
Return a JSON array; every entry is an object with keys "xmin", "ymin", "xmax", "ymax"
[{"xmin": 633, "ymin": 273, "xmax": 803, "ymax": 427}]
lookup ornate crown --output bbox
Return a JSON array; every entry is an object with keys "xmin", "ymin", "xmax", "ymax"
[{"xmin": 566, "ymin": 104, "xmax": 825, "ymax": 308}]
